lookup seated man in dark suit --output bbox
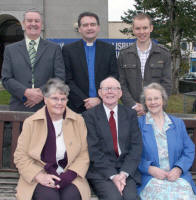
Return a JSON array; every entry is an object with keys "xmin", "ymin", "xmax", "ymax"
[{"xmin": 83, "ymin": 77, "xmax": 142, "ymax": 200}]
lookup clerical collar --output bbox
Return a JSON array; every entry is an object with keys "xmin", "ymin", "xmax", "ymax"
[{"xmin": 83, "ymin": 40, "xmax": 96, "ymax": 47}]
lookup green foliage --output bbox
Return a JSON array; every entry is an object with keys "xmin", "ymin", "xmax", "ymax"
[
  {"xmin": 121, "ymin": 0, "xmax": 196, "ymax": 94},
  {"xmin": 0, "ymin": 90, "xmax": 10, "ymax": 105},
  {"xmin": 179, "ymin": 59, "xmax": 190, "ymax": 76},
  {"xmin": 121, "ymin": 0, "xmax": 196, "ymax": 45}
]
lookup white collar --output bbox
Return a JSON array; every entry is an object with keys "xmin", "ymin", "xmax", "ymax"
[{"xmin": 103, "ymin": 104, "xmax": 118, "ymax": 119}]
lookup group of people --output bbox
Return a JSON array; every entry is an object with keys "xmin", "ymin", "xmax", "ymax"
[{"xmin": 1, "ymin": 8, "xmax": 196, "ymax": 200}]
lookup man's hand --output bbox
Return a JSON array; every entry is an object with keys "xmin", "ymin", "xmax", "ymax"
[
  {"xmin": 148, "ymin": 166, "xmax": 169, "ymax": 180},
  {"xmin": 133, "ymin": 103, "xmax": 145, "ymax": 116},
  {"xmin": 34, "ymin": 171, "xmax": 60, "ymax": 189},
  {"xmin": 84, "ymin": 97, "xmax": 101, "ymax": 109},
  {"xmin": 112, "ymin": 174, "xmax": 126, "ymax": 195},
  {"xmin": 167, "ymin": 167, "xmax": 182, "ymax": 182},
  {"xmin": 24, "ymin": 88, "xmax": 43, "ymax": 108}
]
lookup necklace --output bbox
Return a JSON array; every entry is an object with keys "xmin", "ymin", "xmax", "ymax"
[
  {"xmin": 53, "ymin": 119, "xmax": 63, "ymax": 138},
  {"xmin": 56, "ymin": 128, "xmax": 63, "ymax": 138}
]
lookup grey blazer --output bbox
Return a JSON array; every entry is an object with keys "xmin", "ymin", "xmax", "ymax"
[
  {"xmin": 2, "ymin": 38, "xmax": 65, "ymax": 112},
  {"xmin": 83, "ymin": 103, "xmax": 142, "ymax": 184}
]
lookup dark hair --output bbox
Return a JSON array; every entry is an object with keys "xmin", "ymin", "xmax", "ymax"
[
  {"xmin": 42, "ymin": 78, "xmax": 70, "ymax": 97},
  {"xmin": 133, "ymin": 13, "xmax": 152, "ymax": 27},
  {"xmin": 78, "ymin": 12, "xmax": 100, "ymax": 27}
]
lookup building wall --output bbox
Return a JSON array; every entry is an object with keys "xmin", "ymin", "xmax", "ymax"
[
  {"xmin": 0, "ymin": 0, "xmax": 108, "ymax": 39},
  {"xmin": 108, "ymin": 21, "xmax": 134, "ymax": 39},
  {"xmin": 44, "ymin": 0, "xmax": 108, "ymax": 38}
]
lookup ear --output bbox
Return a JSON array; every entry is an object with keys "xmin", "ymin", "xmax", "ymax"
[
  {"xmin": 78, "ymin": 26, "xmax": 81, "ymax": 34},
  {"xmin": 44, "ymin": 97, "xmax": 47, "ymax": 105},
  {"xmin": 150, "ymin": 25, "xmax": 153, "ymax": 32},
  {"xmin": 22, "ymin": 20, "xmax": 25, "ymax": 30},
  {"xmin": 119, "ymin": 90, "xmax": 122, "ymax": 99},
  {"xmin": 97, "ymin": 25, "xmax": 100, "ymax": 33},
  {"xmin": 98, "ymin": 89, "xmax": 102, "ymax": 99}
]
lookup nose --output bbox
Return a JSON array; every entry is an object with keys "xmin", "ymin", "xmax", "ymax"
[{"xmin": 107, "ymin": 88, "xmax": 113, "ymax": 93}]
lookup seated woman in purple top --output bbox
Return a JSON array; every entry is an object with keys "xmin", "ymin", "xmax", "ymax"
[
  {"xmin": 138, "ymin": 82, "xmax": 196, "ymax": 200},
  {"xmin": 14, "ymin": 78, "xmax": 90, "ymax": 200}
]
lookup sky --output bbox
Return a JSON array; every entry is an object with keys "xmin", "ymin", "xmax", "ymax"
[{"xmin": 108, "ymin": 0, "xmax": 135, "ymax": 21}]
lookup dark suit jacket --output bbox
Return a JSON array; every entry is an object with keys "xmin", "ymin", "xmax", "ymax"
[
  {"xmin": 2, "ymin": 38, "xmax": 65, "ymax": 112},
  {"xmin": 83, "ymin": 103, "xmax": 142, "ymax": 184},
  {"xmin": 62, "ymin": 39, "xmax": 118, "ymax": 113}
]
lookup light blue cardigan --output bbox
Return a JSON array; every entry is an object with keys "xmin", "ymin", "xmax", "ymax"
[{"xmin": 138, "ymin": 114, "xmax": 196, "ymax": 194}]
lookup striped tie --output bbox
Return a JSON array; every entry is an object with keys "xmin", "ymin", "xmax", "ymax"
[{"xmin": 28, "ymin": 40, "xmax": 36, "ymax": 88}]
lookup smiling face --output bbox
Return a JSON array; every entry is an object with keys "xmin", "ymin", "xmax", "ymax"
[
  {"xmin": 144, "ymin": 88, "xmax": 164, "ymax": 116},
  {"xmin": 44, "ymin": 91, "xmax": 67, "ymax": 121},
  {"xmin": 23, "ymin": 11, "xmax": 42, "ymax": 40},
  {"xmin": 133, "ymin": 18, "xmax": 153, "ymax": 45},
  {"xmin": 78, "ymin": 16, "xmax": 100, "ymax": 43},
  {"xmin": 98, "ymin": 77, "xmax": 122, "ymax": 110}
]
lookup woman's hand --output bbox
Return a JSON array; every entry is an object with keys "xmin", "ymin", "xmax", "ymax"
[
  {"xmin": 167, "ymin": 167, "xmax": 182, "ymax": 182},
  {"xmin": 34, "ymin": 171, "xmax": 61, "ymax": 188},
  {"xmin": 148, "ymin": 166, "xmax": 168, "ymax": 180}
]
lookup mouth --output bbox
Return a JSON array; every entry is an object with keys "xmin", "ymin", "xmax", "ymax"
[
  {"xmin": 29, "ymin": 26, "xmax": 38, "ymax": 31},
  {"xmin": 106, "ymin": 96, "xmax": 115, "ymax": 99}
]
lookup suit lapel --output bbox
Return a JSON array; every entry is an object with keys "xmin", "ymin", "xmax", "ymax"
[
  {"xmin": 94, "ymin": 40, "xmax": 102, "ymax": 77},
  {"xmin": 34, "ymin": 38, "xmax": 48, "ymax": 67},
  {"xmin": 77, "ymin": 40, "xmax": 89, "ymax": 79},
  {"xmin": 97, "ymin": 104, "xmax": 115, "ymax": 153},
  {"xmin": 117, "ymin": 105, "xmax": 127, "ymax": 153},
  {"xmin": 18, "ymin": 39, "xmax": 31, "ymax": 67}
]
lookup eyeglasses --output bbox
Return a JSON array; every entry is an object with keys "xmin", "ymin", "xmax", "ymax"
[
  {"xmin": 146, "ymin": 97, "xmax": 162, "ymax": 102},
  {"xmin": 100, "ymin": 87, "xmax": 121, "ymax": 92},
  {"xmin": 49, "ymin": 97, "xmax": 67, "ymax": 103}
]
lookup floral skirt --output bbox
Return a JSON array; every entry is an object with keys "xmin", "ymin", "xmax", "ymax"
[{"xmin": 140, "ymin": 178, "xmax": 196, "ymax": 200}]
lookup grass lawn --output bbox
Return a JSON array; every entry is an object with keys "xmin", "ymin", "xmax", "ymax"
[
  {"xmin": 0, "ymin": 89, "xmax": 195, "ymax": 114},
  {"xmin": 0, "ymin": 90, "xmax": 10, "ymax": 105},
  {"xmin": 166, "ymin": 94, "xmax": 196, "ymax": 114}
]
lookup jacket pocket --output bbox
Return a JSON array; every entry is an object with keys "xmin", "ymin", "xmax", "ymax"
[
  {"xmin": 150, "ymin": 63, "xmax": 163, "ymax": 78},
  {"xmin": 121, "ymin": 64, "xmax": 136, "ymax": 69}
]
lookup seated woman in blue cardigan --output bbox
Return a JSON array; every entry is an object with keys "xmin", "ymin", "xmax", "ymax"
[{"xmin": 138, "ymin": 82, "xmax": 196, "ymax": 200}]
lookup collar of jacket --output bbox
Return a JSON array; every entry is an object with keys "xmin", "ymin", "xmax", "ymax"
[
  {"xmin": 139, "ymin": 114, "xmax": 176, "ymax": 132},
  {"xmin": 126, "ymin": 41, "xmax": 161, "ymax": 55},
  {"xmin": 30, "ymin": 105, "xmax": 77, "ymax": 121}
]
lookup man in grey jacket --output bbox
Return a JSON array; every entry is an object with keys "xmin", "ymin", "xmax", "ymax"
[
  {"xmin": 118, "ymin": 13, "xmax": 171, "ymax": 116},
  {"xmin": 2, "ymin": 9, "xmax": 65, "ymax": 112}
]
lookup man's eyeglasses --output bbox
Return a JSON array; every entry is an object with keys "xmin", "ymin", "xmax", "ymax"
[{"xmin": 100, "ymin": 87, "xmax": 121, "ymax": 92}]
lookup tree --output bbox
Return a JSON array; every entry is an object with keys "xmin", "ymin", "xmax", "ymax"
[{"xmin": 121, "ymin": 0, "xmax": 196, "ymax": 94}]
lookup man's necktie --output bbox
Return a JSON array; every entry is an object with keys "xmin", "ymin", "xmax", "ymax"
[
  {"xmin": 109, "ymin": 111, "xmax": 119, "ymax": 157},
  {"xmin": 28, "ymin": 40, "xmax": 36, "ymax": 88}
]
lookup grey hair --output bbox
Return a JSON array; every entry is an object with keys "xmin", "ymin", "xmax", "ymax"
[
  {"xmin": 140, "ymin": 82, "xmax": 168, "ymax": 112},
  {"xmin": 23, "ymin": 8, "xmax": 42, "ymax": 21},
  {"xmin": 42, "ymin": 78, "xmax": 70, "ymax": 98}
]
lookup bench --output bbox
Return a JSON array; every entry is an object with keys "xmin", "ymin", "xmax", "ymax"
[{"xmin": 0, "ymin": 111, "xmax": 196, "ymax": 200}]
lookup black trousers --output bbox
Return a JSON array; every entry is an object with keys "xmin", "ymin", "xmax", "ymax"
[
  {"xmin": 32, "ymin": 183, "xmax": 81, "ymax": 200},
  {"xmin": 89, "ymin": 176, "xmax": 140, "ymax": 200}
]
